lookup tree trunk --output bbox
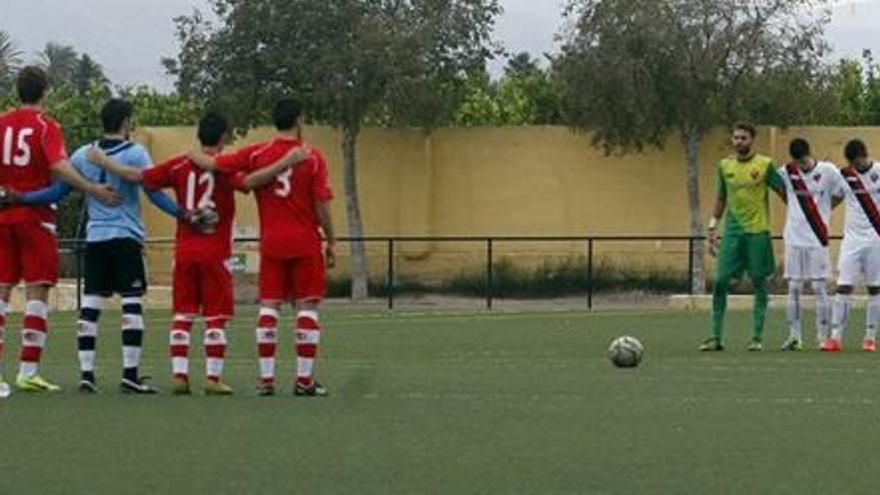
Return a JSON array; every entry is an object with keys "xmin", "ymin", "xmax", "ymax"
[
  {"xmin": 342, "ymin": 123, "xmax": 370, "ymax": 300},
  {"xmin": 683, "ymin": 127, "xmax": 706, "ymax": 294}
]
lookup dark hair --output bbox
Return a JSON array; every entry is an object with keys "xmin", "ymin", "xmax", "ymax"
[
  {"xmin": 101, "ymin": 98, "xmax": 133, "ymax": 133},
  {"xmin": 16, "ymin": 66, "xmax": 48, "ymax": 104},
  {"xmin": 733, "ymin": 123, "xmax": 757, "ymax": 138},
  {"xmin": 789, "ymin": 138, "xmax": 811, "ymax": 160},
  {"xmin": 197, "ymin": 111, "xmax": 229, "ymax": 146},
  {"xmin": 845, "ymin": 139, "xmax": 868, "ymax": 162},
  {"xmin": 273, "ymin": 98, "xmax": 303, "ymax": 131}
]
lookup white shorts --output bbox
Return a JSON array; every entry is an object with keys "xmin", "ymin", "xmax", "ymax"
[
  {"xmin": 785, "ymin": 245, "xmax": 831, "ymax": 281},
  {"xmin": 837, "ymin": 242, "xmax": 880, "ymax": 287}
]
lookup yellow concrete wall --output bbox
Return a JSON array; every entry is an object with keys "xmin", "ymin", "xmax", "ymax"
[{"xmin": 137, "ymin": 125, "xmax": 871, "ymax": 282}]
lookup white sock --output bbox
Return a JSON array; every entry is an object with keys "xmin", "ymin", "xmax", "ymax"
[
  {"xmin": 867, "ymin": 294, "xmax": 880, "ymax": 340},
  {"xmin": 812, "ymin": 281, "xmax": 830, "ymax": 342},
  {"xmin": 831, "ymin": 293, "xmax": 852, "ymax": 341},
  {"xmin": 787, "ymin": 281, "xmax": 803, "ymax": 339}
]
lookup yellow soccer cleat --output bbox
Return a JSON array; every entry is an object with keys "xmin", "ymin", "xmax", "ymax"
[
  {"xmin": 15, "ymin": 374, "xmax": 61, "ymax": 393},
  {"xmin": 170, "ymin": 376, "xmax": 191, "ymax": 396},
  {"xmin": 204, "ymin": 380, "xmax": 234, "ymax": 396}
]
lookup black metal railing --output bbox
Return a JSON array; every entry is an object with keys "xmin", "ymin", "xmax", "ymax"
[{"xmin": 58, "ymin": 234, "xmax": 845, "ymax": 312}]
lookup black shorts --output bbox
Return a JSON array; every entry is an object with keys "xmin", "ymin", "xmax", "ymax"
[{"xmin": 84, "ymin": 238, "xmax": 147, "ymax": 297}]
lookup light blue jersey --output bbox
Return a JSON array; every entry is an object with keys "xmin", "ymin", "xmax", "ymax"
[
  {"xmin": 70, "ymin": 139, "xmax": 163, "ymax": 243},
  {"xmin": 20, "ymin": 140, "xmax": 180, "ymax": 241}
]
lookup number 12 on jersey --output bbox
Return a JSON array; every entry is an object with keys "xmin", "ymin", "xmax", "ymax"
[{"xmin": 185, "ymin": 170, "xmax": 216, "ymax": 210}]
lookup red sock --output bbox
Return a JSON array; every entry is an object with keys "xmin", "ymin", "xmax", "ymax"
[
  {"xmin": 205, "ymin": 318, "xmax": 228, "ymax": 382},
  {"xmin": 296, "ymin": 310, "xmax": 321, "ymax": 386},
  {"xmin": 19, "ymin": 301, "xmax": 48, "ymax": 377},
  {"xmin": 170, "ymin": 314, "xmax": 193, "ymax": 380},
  {"xmin": 256, "ymin": 307, "xmax": 279, "ymax": 383}
]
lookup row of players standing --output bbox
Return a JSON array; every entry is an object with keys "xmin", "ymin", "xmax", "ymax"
[
  {"xmin": 705, "ymin": 123, "xmax": 880, "ymax": 353},
  {"xmin": 0, "ymin": 66, "xmax": 335, "ymax": 396}
]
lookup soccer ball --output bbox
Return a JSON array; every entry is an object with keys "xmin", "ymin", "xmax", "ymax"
[{"xmin": 608, "ymin": 336, "xmax": 644, "ymax": 368}]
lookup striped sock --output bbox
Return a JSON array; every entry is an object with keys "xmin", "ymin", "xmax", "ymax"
[
  {"xmin": 205, "ymin": 318, "xmax": 227, "ymax": 383},
  {"xmin": 0, "ymin": 299, "xmax": 7, "ymax": 378},
  {"xmin": 121, "ymin": 297, "xmax": 144, "ymax": 382},
  {"xmin": 296, "ymin": 310, "xmax": 321, "ymax": 387},
  {"xmin": 77, "ymin": 295, "xmax": 104, "ymax": 382},
  {"xmin": 19, "ymin": 300, "xmax": 48, "ymax": 378},
  {"xmin": 256, "ymin": 307, "xmax": 279, "ymax": 384},
  {"xmin": 170, "ymin": 314, "xmax": 193, "ymax": 380}
]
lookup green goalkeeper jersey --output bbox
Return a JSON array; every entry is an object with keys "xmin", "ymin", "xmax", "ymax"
[{"xmin": 716, "ymin": 154, "xmax": 784, "ymax": 235}]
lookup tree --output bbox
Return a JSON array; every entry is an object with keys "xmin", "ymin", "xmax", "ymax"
[
  {"xmin": 39, "ymin": 42, "xmax": 79, "ymax": 88},
  {"xmin": 555, "ymin": 0, "xmax": 831, "ymax": 292},
  {"xmin": 164, "ymin": 0, "xmax": 501, "ymax": 299},
  {"xmin": 0, "ymin": 31, "xmax": 22, "ymax": 95},
  {"xmin": 73, "ymin": 54, "xmax": 109, "ymax": 95},
  {"xmin": 453, "ymin": 52, "xmax": 564, "ymax": 126}
]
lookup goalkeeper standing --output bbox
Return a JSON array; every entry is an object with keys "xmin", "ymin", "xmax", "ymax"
[{"xmin": 701, "ymin": 124, "xmax": 786, "ymax": 351}]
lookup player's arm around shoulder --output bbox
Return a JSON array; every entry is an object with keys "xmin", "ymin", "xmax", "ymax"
[
  {"xmin": 86, "ymin": 145, "xmax": 143, "ymax": 183},
  {"xmin": 50, "ymin": 147, "xmax": 121, "ymax": 206},
  {"xmin": 241, "ymin": 144, "xmax": 312, "ymax": 191}
]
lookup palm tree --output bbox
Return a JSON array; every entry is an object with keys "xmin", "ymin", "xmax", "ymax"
[
  {"xmin": 0, "ymin": 31, "xmax": 23, "ymax": 92},
  {"xmin": 39, "ymin": 42, "xmax": 78, "ymax": 87}
]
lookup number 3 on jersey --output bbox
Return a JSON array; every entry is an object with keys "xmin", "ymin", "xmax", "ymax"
[
  {"xmin": 185, "ymin": 171, "xmax": 216, "ymax": 210},
  {"xmin": 2, "ymin": 127, "xmax": 34, "ymax": 166},
  {"xmin": 275, "ymin": 168, "xmax": 293, "ymax": 197}
]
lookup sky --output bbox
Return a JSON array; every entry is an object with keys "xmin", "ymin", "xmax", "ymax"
[{"xmin": 0, "ymin": 0, "xmax": 877, "ymax": 92}]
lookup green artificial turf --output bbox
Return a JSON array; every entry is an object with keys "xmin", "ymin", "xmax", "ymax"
[{"xmin": 0, "ymin": 307, "xmax": 877, "ymax": 494}]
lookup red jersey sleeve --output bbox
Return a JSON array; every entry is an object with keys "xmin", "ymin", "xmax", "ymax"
[
  {"xmin": 41, "ymin": 118, "xmax": 68, "ymax": 166},
  {"xmin": 215, "ymin": 144, "xmax": 260, "ymax": 174},
  {"xmin": 312, "ymin": 149, "xmax": 333, "ymax": 201},
  {"xmin": 141, "ymin": 157, "xmax": 181, "ymax": 190},
  {"xmin": 227, "ymin": 171, "xmax": 248, "ymax": 192}
]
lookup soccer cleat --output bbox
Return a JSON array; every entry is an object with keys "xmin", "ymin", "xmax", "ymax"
[
  {"xmin": 780, "ymin": 337, "xmax": 804, "ymax": 352},
  {"xmin": 699, "ymin": 338, "xmax": 724, "ymax": 352},
  {"xmin": 78, "ymin": 379, "xmax": 99, "ymax": 394},
  {"xmin": 171, "ymin": 376, "xmax": 191, "ymax": 395},
  {"xmin": 0, "ymin": 379, "xmax": 11, "ymax": 398},
  {"xmin": 747, "ymin": 340, "xmax": 763, "ymax": 352},
  {"xmin": 862, "ymin": 339, "xmax": 877, "ymax": 353},
  {"xmin": 204, "ymin": 380, "xmax": 234, "ymax": 396},
  {"xmin": 120, "ymin": 377, "xmax": 158, "ymax": 394},
  {"xmin": 821, "ymin": 339, "xmax": 842, "ymax": 352},
  {"xmin": 15, "ymin": 374, "xmax": 61, "ymax": 393},
  {"xmin": 257, "ymin": 382, "xmax": 276, "ymax": 397},
  {"xmin": 295, "ymin": 381, "xmax": 328, "ymax": 397}
]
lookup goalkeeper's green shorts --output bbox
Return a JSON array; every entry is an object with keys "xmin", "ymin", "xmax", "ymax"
[{"xmin": 716, "ymin": 232, "xmax": 775, "ymax": 281}]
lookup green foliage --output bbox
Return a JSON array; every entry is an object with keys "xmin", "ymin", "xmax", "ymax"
[
  {"xmin": 164, "ymin": 0, "xmax": 502, "ymax": 131},
  {"xmin": 0, "ymin": 31, "xmax": 22, "ymax": 96},
  {"xmin": 455, "ymin": 53, "xmax": 565, "ymax": 126},
  {"xmin": 555, "ymin": 0, "xmax": 832, "ymax": 152}
]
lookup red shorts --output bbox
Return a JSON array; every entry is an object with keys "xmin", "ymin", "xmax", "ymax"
[
  {"xmin": 259, "ymin": 254, "xmax": 326, "ymax": 303},
  {"xmin": 173, "ymin": 258, "xmax": 234, "ymax": 319},
  {"xmin": 0, "ymin": 222, "xmax": 58, "ymax": 286}
]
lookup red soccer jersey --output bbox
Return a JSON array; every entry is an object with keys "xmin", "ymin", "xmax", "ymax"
[
  {"xmin": 0, "ymin": 108, "xmax": 68, "ymax": 224},
  {"xmin": 142, "ymin": 153, "xmax": 245, "ymax": 263},
  {"xmin": 215, "ymin": 136, "xmax": 333, "ymax": 259}
]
